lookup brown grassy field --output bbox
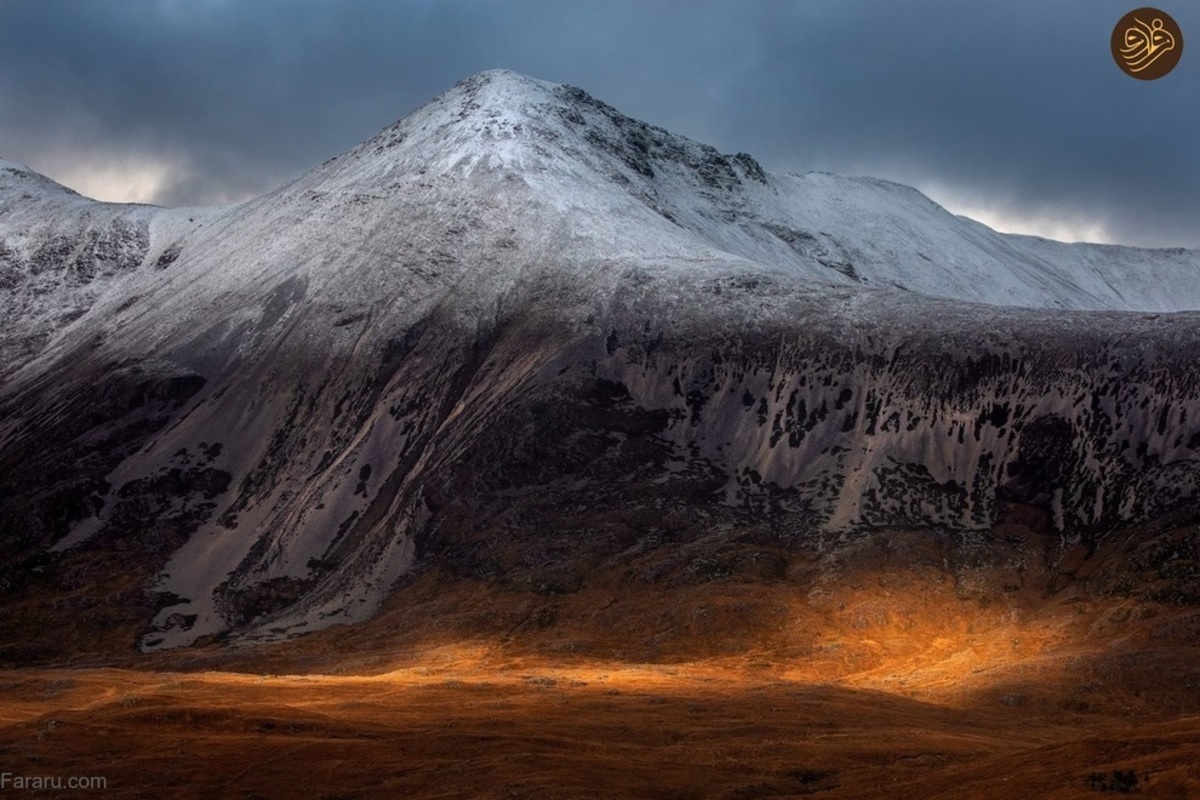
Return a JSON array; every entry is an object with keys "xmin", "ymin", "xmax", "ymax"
[
  {"xmin": 3, "ymin": 512, "xmax": 1200, "ymax": 798},
  {"xmin": 0, "ymin": 656, "xmax": 1197, "ymax": 800}
]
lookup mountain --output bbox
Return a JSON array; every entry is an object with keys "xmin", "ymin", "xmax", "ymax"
[{"xmin": 1, "ymin": 70, "xmax": 1199, "ymax": 659}]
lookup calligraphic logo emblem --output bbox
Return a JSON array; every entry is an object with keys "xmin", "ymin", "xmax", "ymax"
[{"xmin": 1112, "ymin": 8, "xmax": 1184, "ymax": 79}]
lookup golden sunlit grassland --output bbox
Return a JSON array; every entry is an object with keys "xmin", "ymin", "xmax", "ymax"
[{"xmin": 3, "ymin": 509, "xmax": 1200, "ymax": 798}]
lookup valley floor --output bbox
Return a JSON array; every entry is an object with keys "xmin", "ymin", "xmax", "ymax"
[
  {"xmin": 1, "ymin": 653, "xmax": 1199, "ymax": 799},
  {"xmin": 4, "ymin": 510, "xmax": 1200, "ymax": 798}
]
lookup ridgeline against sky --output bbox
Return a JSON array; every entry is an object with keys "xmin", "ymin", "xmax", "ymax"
[{"xmin": 0, "ymin": 0, "xmax": 1195, "ymax": 247}]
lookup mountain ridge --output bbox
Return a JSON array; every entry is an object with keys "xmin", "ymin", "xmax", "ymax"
[
  {"xmin": 8, "ymin": 69, "xmax": 1200, "ymax": 316},
  {"xmin": 1, "ymin": 70, "xmax": 1198, "ymax": 655}
]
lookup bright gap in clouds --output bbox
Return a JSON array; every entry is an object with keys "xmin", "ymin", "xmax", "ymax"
[
  {"xmin": 32, "ymin": 149, "xmax": 1120, "ymax": 249},
  {"xmin": 29, "ymin": 151, "xmax": 265, "ymax": 207},
  {"xmin": 920, "ymin": 184, "xmax": 1116, "ymax": 246},
  {"xmin": 37, "ymin": 157, "xmax": 182, "ymax": 205}
]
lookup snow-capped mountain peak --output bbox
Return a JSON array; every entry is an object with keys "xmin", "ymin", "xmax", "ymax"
[
  {"xmin": 3, "ymin": 71, "xmax": 1200, "ymax": 653},
  {"xmin": 0, "ymin": 159, "xmax": 32, "ymax": 175},
  {"xmin": 248, "ymin": 69, "xmax": 1200, "ymax": 315},
  {"xmin": 0, "ymin": 158, "xmax": 81, "ymax": 203}
]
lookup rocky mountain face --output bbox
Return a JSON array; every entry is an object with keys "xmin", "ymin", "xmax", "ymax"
[{"xmin": 1, "ymin": 70, "xmax": 1198, "ymax": 657}]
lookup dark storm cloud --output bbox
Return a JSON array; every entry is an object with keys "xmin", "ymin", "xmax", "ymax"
[{"xmin": 0, "ymin": 0, "xmax": 1195, "ymax": 245}]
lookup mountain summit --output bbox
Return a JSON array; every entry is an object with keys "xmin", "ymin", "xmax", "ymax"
[
  {"xmin": 262, "ymin": 68, "xmax": 1200, "ymax": 313},
  {"xmin": 1, "ymin": 71, "xmax": 1199, "ymax": 656}
]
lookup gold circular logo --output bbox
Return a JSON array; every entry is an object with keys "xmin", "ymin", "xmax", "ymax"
[{"xmin": 1112, "ymin": 8, "xmax": 1184, "ymax": 79}]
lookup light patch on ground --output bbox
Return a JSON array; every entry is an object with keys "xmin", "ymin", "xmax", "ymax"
[{"xmin": 2, "ymin": 635, "xmax": 1200, "ymax": 799}]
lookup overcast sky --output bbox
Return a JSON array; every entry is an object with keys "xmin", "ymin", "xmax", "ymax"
[{"xmin": 1, "ymin": 0, "xmax": 1196, "ymax": 246}]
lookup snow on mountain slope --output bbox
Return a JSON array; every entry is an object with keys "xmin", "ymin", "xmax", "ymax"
[
  {"xmin": 0, "ymin": 158, "xmax": 217, "ymax": 380},
  {"xmin": 4, "ymin": 69, "xmax": 1198, "ymax": 375},
  {"xmin": 1, "ymin": 70, "xmax": 1198, "ymax": 655},
  {"xmin": 314, "ymin": 70, "xmax": 1200, "ymax": 313}
]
